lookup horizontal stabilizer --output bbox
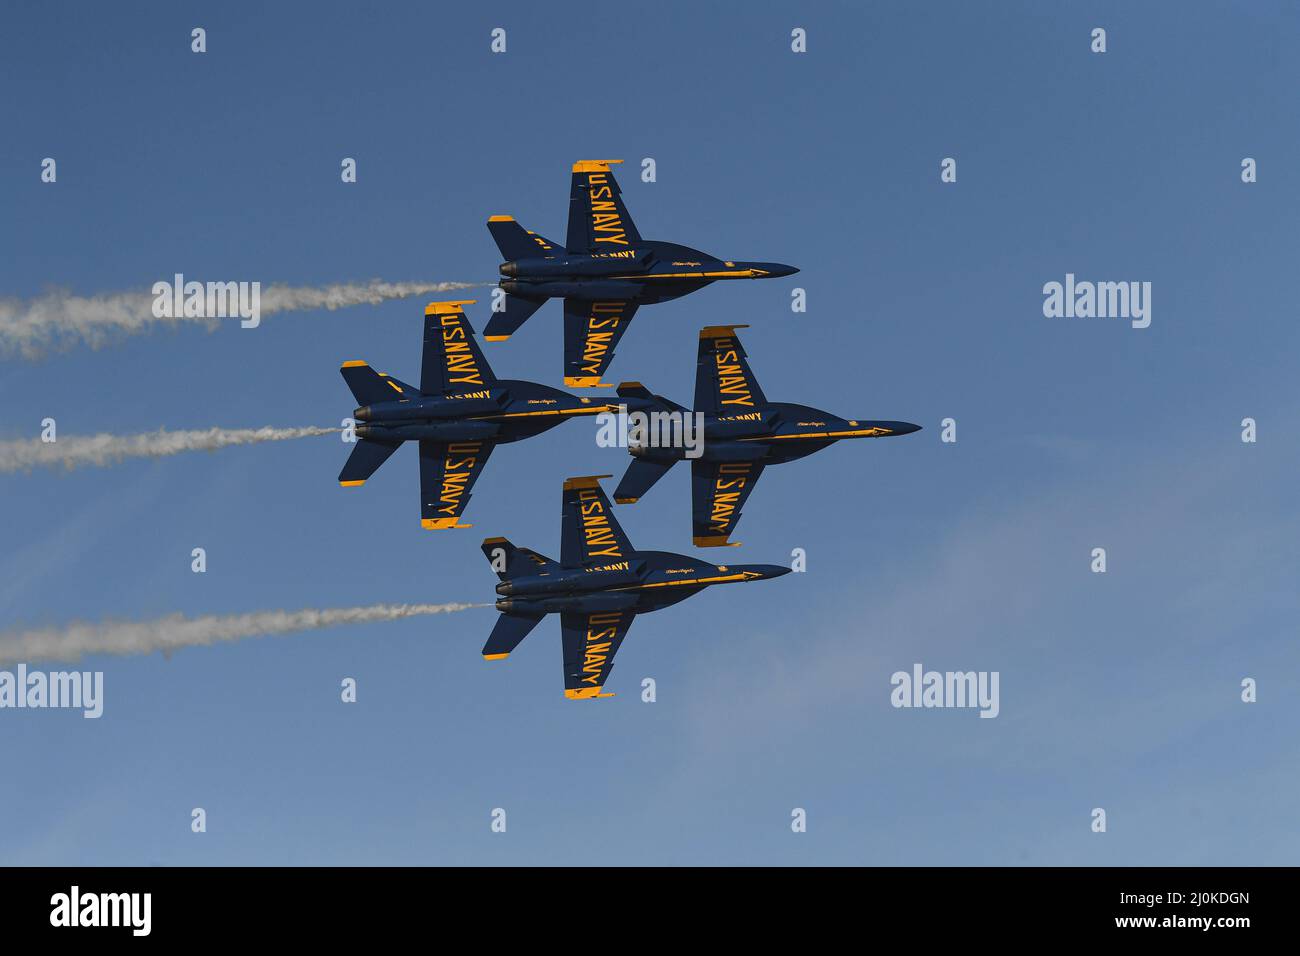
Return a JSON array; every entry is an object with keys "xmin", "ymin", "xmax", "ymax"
[
  {"xmin": 614, "ymin": 457, "xmax": 675, "ymax": 504},
  {"xmin": 616, "ymin": 381, "xmax": 688, "ymax": 415},
  {"xmin": 487, "ymin": 216, "xmax": 562, "ymax": 260},
  {"xmin": 480, "ymin": 536, "xmax": 560, "ymax": 580},
  {"xmin": 483, "ymin": 293, "xmax": 545, "ymax": 342},
  {"xmin": 482, "ymin": 612, "xmax": 544, "ymax": 660},
  {"xmin": 338, "ymin": 438, "xmax": 400, "ymax": 487},
  {"xmin": 341, "ymin": 361, "xmax": 411, "ymax": 406}
]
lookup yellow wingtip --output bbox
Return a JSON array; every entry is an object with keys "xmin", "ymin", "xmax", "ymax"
[
  {"xmin": 425, "ymin": 300, "xmax": 477, "ymax": 315},
  {"xmin": 339, "ymin": 480, "xmax": 366, "ymax": 488},
  {"xmin": 572, "ymin": 159, "xmax": 624, "ymax": 173},
  {"xmin": 422, "ymin": 517, "xmax": 473, "ymax": 530},
  {"xmin": 564, "ymin": 686, "xmax": 615, "ymax": 700},
  {"xmin": 699, "ymin": 324, "xmax": 751, "ymax": 339},
  {"xmin": 693, "ymin": 535, "xmax": 740, "ymax": 548},
  {"xmin": 563, "ymin": 475, "xmax": 613, "ymax": 491}
]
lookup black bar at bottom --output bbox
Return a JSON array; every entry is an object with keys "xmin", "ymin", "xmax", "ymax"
[{"xmin": 0, "ymin": 866, "xmax": 1276, "ymax": 940}]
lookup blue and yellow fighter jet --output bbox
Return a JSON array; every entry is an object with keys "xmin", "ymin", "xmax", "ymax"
[
  {"xmin": 612, "ymin": 325, "xmax": 922, "ymax": 547},
  {"xmin": 338, "ymin": 300, "xmax": 614, "ymax": 530},
  {"xmin": 485, "ymin": 159, "xmax": 799, "ymax": 387},
  {"xmin": 481, "ymin": 475, "xmax": 790, "ymax": 699}
]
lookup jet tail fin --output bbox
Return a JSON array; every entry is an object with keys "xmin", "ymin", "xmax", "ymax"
[
  {"xmin": 487, "ymin": 215, "xmax": 562, "ymax": 260},
  {"xmin": 338, "ymin": 438, "xmax": 400, "ymax": 487},
  {"xmin": 614, "ymin": 457, "xmax": 675, "ymax": 504}
]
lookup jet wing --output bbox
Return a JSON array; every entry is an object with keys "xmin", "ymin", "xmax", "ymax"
[
  {"xmin": 566, "ymin": 159, "xmax": 642, "ymax": 254},
  {"xmin": 691, "ymin": 459, "xmax": 765, "ymax": 547},
  {"xmin": 563, "ymin": 298, "xmax": 638, "ymax": 387},
  {"xmin": 421, "ymin": 301, "xmax": 496, "ymax": 394},
  {"xmin": 695, "ymin": 325, "xmax": 768, "ymax": 416},
  {"xmin": 418, "ymin": 439, "xmax": 495, "ymax": 529},
  {"xmin": 560, "ymin": 475, "xmax": 635, "ymax": 565},
  {"xmin": 560, "ymin": 609, "xmax": 636, "ymax": 699}
]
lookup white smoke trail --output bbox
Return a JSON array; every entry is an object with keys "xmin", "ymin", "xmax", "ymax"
[
  {"xmin": 259, "ymin": 280, "xmax": 482, "ymax": 314},
  {"xmin": 0, "ymin": 279, "xmax": 485, "ymax": 358},
  {"xmin": 0, "ymin": 602, "xmax": 486, "ymax": 666},
  {"xmin": 0, "ymin": 425, "xmax": 339, "ymax": 474}
]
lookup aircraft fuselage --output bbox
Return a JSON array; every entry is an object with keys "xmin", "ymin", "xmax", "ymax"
[
  {"xmin": 354, "ymin": 380, "xmax": 608, "ymax": 446},
  {"xmin": 497, "ymin": 240, "xmax": 797, "ymax": 305},
  {"xmin": 627, "ymin": 401, "xmax": 922, "ymax": 465},
  {"xmin": 494, "ymin": 551, "xmax": 789, "ymax": 616}
]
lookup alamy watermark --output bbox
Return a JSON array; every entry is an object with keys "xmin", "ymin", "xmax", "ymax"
[
  {"xmin": 1042, "ymin": 273, "xmax": 1151, "ymax": 329},
  {"xmin": 890, "ymin": 663, "xmax": 999, "ymax": 718},
  {"xmin": 50, "ymin": 886, "xmax": 150, "ymax": 936},
  {"xmin": 152, "ymin": 273, "xmax": 261, "ymax": 328},
  {"xmin": 0, "ymin": 665, "xmax": 103, "ymax": 718},
  {"xmin": 595, "ymin": 404, "xmax": 705, "ymax": 458}
]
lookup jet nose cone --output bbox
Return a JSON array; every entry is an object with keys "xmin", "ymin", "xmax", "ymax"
[
  {"xmin": 752, "ymin": 262, "xmax": 799, "ymax": 278},
  {"xmin": 745, "ymin": 564, "xmax": 792, "ymax": 580},
  {"xmin": 887, "ymin": 421, "xmax": 923, "ymax": 436}
]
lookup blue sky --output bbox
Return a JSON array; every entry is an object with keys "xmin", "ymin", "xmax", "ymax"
[{"xmin": 1, "ymin": 0, "xmax": 1297, "ymax": 865}]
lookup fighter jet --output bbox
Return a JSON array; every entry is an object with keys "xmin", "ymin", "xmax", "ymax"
[
  {"xmin": 612, "ymin": 325, "xmax": 922, "ymax": 547},
  {"xmin": 338, "ymin": 300, "xmax": 614, "ymax": 529},
  {"xmin": 481, "ymin": 475, "xmax": 790, "ymax": 699},
  {"xmin": 485, "ymin": 159, "xmax": 799, "ymax": 387}
]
